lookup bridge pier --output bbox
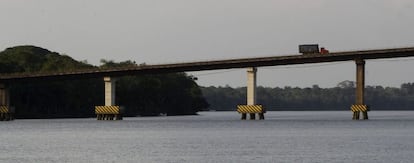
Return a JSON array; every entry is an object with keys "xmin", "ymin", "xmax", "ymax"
[
  {"xmin": 352, "ymin": 59, "xmax": 369, "ymax": 120},
  {"xmin": 245, "ymin": 67, "xmax": 257, "ymax": 120},
  {"xmin": 0, "ymin": 84, "xmax": 9, "ymax": 106},
  {"xmin": 95, "ymin": 77, "xmax": 123, "ymax": 120},
  {"xmin": 0, "ymin": 83, "xmax": 14, "ymax": 121},
  {"xmin": 104, "ymin": 77, "xmax": 116, "ymax": 106},
  {"xmin": 238, "ymin": 67, "xmax": 264, "ymax": 120},
  {"xmin": 247, "ymin": 67, "xmax": 257, "ymax": 105}
]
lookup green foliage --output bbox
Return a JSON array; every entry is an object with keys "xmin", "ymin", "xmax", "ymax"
[
  {"xmin": 202, "ymin": 83, "xmax": 414, "ymax": 111},
  {"xmin": 0, "ymin": 45, "xmax": 208, "ymax": 118},
  {"xmin": 0, "ymin": 46, "xmax": 93, "ymax": 73}
]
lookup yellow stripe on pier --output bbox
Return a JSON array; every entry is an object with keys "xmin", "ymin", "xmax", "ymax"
[
  {"xmin": 351, "ymin": 105, "xmax": 369, "ymax": 112},
  {"xmin": 237, "ymin": 105, "xmax": 265, "ymax": 113},
  {"xmin": 95, "ymin": 106, "xmax": 120, "ymax": 114}
]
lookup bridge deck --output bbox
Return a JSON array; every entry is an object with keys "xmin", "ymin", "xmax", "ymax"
[{"xmin": 1, "ymin": 47, "xmax": 414, "ymax": 82}]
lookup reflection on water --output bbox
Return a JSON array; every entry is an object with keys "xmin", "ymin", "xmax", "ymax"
[{"xmin": 1, "ymin": 111, "xmax": 414, "ymax": 163}]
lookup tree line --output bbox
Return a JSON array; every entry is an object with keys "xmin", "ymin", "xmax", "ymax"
[
  {"xmin": 201, "ymin": 80, "xmax": 414, "ymax": 111},
  {"xmin": 0, "ymin": 45, "xmax": 208, "ymax": 118}
]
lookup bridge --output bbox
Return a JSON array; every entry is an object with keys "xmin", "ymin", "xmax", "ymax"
[{"xmin": 1, "ymin": 47, "xmax": 414, "ymax": 121}]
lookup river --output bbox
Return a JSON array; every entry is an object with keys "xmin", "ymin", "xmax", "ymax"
[{"xmin": 1, "ymin": 111, "xmax": 414, "ymax": 163}]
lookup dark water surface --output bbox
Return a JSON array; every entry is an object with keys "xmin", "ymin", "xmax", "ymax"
[{"xmin": 1, "ymin": 111, "xmax": 414, "ymax": 163}]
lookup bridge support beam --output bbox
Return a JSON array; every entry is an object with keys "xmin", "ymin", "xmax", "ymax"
[
  {"xmin": 352, "ymin": 59, "xmax": 369, "ymax": 120},
  {"xmin": 104, "ymin": 77, "xmax": 116, "ymax": 106},
  {"xmin": 95, "ymin": 77, "xmax": 123, "ymax": 120},
  {"xmin": 239, "ymin": 67, "xmax": 264, "ymax": 120},
  {"xmin": 0, "ymin": 83, "xmax": 14, "ymax": 121},
  {"xmin": 246, "ymin": 67, "xmax": 257, "ymax": 120},
  {"xmin": 0, "ymin": 83, "xmax": 9, "ymax": 106},
  {"xmin": 247, "ymin": 67, "xmax": 257, "ymax": 106}
]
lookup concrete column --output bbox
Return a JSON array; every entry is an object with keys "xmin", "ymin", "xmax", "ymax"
[
  {"xmin": 247, "ymin": 67, "xmax": 257, "ymax": 120},
  {"xmin": 0, "ymin": 83, "xmax": 9, "ymax": 106},
  {"xmin": 104, "ymin": 77, "xmax": 117, "ymax": 106},
  {"xmin": 247, "ymin": 67, "xmax": 257, "ymax": 105},
  {"xmin": 355, "ymin": 59, "xmax": 365, "ymax": 105},
  {"xmin": 355, "ymin": 59, "xmax": 368, "ymax": 120}
]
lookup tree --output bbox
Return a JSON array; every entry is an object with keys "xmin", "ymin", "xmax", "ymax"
[{"xmin": 337, "ymin": 80, "xmax": 355, "ymax": 89}]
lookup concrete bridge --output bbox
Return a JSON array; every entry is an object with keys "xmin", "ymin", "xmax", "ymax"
[{"xmin": 1, "ymin": 47, "xmax": 414, "ymax": 121}]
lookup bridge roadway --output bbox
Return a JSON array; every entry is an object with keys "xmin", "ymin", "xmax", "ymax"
[{"xmin": 1, "ymin": 47, "xmax": 414, "ymax": 82}]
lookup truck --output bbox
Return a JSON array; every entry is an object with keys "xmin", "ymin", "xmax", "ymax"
[{"xmin": 299, "ymin": 44, "xmax": 329, "ymax": 54}]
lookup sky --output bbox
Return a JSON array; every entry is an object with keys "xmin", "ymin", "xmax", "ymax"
[{"xmin": 1, "ymin": 0, "xmax": 414, "ymax": 88}]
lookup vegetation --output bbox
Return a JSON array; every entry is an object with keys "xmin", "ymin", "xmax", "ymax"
[
  {"xmin": 0, "ymin": 45, "xmax": 208, "ymax": 118},
  {"xmin": 201, "ymin": 81, "xmax": 414, "ymax": 111}
]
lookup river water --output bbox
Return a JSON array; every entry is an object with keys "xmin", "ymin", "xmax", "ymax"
[{"xmin": 1, "ymin": 111, "xmax": 414, "ymax": 163}]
